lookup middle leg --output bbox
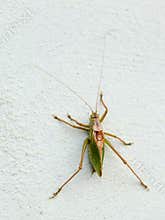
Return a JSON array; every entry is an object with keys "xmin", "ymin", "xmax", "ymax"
[
  {"xmin": 67, "ymin": 114, "xmax": 89, "ymax": 128},
  {"xmin": 52, "ymin": 115, "xmax": 89, "ymax": 131},
  {"xmin": 104, "ymin": 131, "xmax": 133, "ymax": 145}
]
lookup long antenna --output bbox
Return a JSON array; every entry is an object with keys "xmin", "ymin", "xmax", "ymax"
[
  {"xmin": 95, "ymin": 34, "xmax": 107, "ymax": 112},
  {"xmin": 31, "ymin": 64, "xmax": 94, "ymax": 112}
]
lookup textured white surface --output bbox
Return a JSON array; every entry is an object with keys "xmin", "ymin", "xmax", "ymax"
[{"xmin": 0, "ymin": 1, "xmax": 165, "ymax": 220}]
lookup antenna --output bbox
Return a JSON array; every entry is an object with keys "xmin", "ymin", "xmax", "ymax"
[
  {"xmin": 31, "ymin": 64, "xmax": 94, "ymax": 112},
  {"xmin": 95, "ymin": 34, "xmax": 107, "ymax": 112}
]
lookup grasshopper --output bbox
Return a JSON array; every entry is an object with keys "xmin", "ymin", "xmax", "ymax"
[{"xmin": 32, "ymin": 64, "xmax": 149, "ymax": 199}]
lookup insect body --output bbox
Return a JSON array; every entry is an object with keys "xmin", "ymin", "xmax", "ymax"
[
  {"xmin": 49, "ymin": 93, "xmax": 148, "ymax": 199},
  {"xmin": 89, "ymin": 112, "xmax": 105, "ymax": 177},
  {"xmin": 31, "ymin": 53, "xmax": 148, "ymax": 198}
]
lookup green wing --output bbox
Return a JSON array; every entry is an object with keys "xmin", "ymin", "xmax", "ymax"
[{"xmin": 88, "ymin": 140, "xmax": 104, "ymax": 176}]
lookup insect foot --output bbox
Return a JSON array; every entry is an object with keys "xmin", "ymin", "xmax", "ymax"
[
  {"xmin": 125, "ymin": 142, "xmax": 133, "ymax": 146},
  {"xmin": 67, "ymin": 114, "xmax": 72, "ymax": 119},
  {"xmin": 49, "ymin": 188, "xmax": 62, "ymax": 199},
  {"xmin": 52, "ymin": 115, "xmax": 58, "ymax": 120},
  {"xmin": 141, "ymin": 182, "xmax": 149, "ymax": 190}
]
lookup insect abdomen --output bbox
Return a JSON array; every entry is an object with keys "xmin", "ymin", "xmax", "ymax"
[{"xmin": 88, "ymin": 141, "xmax": 104, "ymax": 176}]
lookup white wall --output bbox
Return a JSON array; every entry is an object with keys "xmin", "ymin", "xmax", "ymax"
[{"xmin": 0, "ymin": 1, "xmax": 165, "ymax": 219}]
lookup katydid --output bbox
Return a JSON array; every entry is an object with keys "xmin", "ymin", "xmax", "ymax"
[{"xmin": 32, "ymin": 64, "xmax": 149, "ymax": 199}]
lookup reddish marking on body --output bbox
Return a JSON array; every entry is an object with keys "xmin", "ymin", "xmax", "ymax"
[
  {"xmin": 96, "ymin": 131, "xmax": 104, "ymax": 141},
  {"xmin": 92, "ymin": 118, "xmax": 104, "ymax": 165},
  {"xmin": 93, "ymin": 130, "xmax": 104, "ymax": 162}
]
